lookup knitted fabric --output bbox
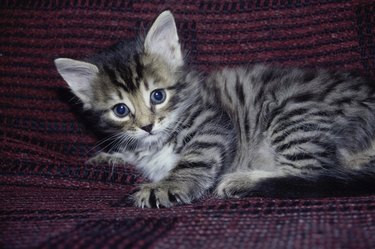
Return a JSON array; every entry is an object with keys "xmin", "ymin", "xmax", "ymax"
[{"xmin": 1, "ymin": 1, "xmax": 375, "ymax": 248}]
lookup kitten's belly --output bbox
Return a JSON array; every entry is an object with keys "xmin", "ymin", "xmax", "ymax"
[{"xmin": 135, "ymin": 144, "xmax": 180, "ymax": 182}]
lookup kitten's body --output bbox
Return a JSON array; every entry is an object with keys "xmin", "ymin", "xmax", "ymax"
[
  {"xmin": 55, "ymin": 11, "xmax": 375, "ymax": 208},
  {"xmin": 208, "ymin": 66, "xmax": 375, "ymax": 197}
]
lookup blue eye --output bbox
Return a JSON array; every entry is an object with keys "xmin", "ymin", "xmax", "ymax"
[
  {"xmin": 113, "ymin": 103, "xmax": 130, "ymax": 117},
  {"xmin": 150, "ymin": 89, "xmax": 166, "ymax": 105}
]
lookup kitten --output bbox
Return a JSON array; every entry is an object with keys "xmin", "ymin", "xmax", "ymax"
[{"xmin": 55, "ymin": 11, "xmax": 375, "ymax": 208}]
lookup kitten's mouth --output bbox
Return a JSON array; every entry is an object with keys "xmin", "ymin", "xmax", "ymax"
[
  {"xmin": 142, "ymin": 131, "xmax": 157, "ymax": 138},
  {"xmin": 139, "ymin": 132, "xmax": 162, "ymax": 146}
]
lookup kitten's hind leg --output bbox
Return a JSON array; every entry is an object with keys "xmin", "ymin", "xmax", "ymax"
[{"xmin": 216, "ymin": 170, "xmax": 285, "ymax": 198}]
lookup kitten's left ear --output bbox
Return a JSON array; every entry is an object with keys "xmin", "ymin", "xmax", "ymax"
[
  {"xmin": 144, "ymin": 10, "xmax": 183, "ymax": 69},
  {"xmin": 54, "ymin": 58, "xmax": 99, "ymax": 109}
]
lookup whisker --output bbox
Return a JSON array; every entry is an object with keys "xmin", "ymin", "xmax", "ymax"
[{"xmin": 87, "ymin": 133, "xmax": 126, "ymax": 158}]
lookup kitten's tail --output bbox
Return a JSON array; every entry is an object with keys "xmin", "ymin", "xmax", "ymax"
[{"xmin": 247, "ymin": 167, "xmax": 375, "ymax": 198}]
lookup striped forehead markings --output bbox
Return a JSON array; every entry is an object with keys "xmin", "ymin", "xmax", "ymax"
[{"xmin": 104, "ymin": 61, "xmax": 143, "ymax": 93}]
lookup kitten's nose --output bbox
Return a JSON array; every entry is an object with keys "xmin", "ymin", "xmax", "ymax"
[{"xmin": 141, "ymin": 124, "xmax": 153, "ymax": 133}]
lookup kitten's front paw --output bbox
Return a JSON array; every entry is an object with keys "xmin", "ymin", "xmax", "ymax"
[
  {"xmin": 85, "ymin": 152, "xmax": 128, "ymax": 166},
  {"xmin": 133, "ymin": 182, "xmax": 191, "ymax": 208}
]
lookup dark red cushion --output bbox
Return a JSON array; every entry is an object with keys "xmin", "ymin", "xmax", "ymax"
[{"xmin": 1, "ymin": 1, "xmax": 375, "ymax": 248}]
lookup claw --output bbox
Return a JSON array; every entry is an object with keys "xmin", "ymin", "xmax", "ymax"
[
  {"xmin": 175, "ymin": 195, "xmax": 182, "ymax": 204},
  {"xmin": 156, "ymin": 200, "xmax": 160, "ymax": 209}
]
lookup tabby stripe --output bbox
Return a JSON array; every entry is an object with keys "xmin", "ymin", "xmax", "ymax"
[
  {"xmin": 275, "ymin": 138, "xmax": 313, "ymax": 152},
  {"xmin": 174, "ymin": 81, "xmax": 189, "ymax": 92},
  {"xmin": 235, "ymin": 117, "xmax": 243, "ymax": 143},
  {"xmin": 284, "ymin": 151, "xmax": 332, "ymax": 163},
  {"xmin": 260, "ymin": 68, "xmax": 281, "ymax": 84},
  {"xmin": 318, "ymin": 76, "xmax": 345, "ymax": 101},
  {"xmin": 186, "ymin": 111, "xmax": 219, "ymax": 135},
  {"xmin": 178, "ymin": 131, "xmax": 198, "ymax": 151},
  {"xmin": 166, "ymin": 85, "xmax": 177, "ymax": 90},
  {"xmin": 169, "ymin": 94, "xmax": 182, "ymax": 110},
  {"xmin": 265, "ymin": 102, "xmax": 310, "ymax": 132},
  {"xmin": 203, "ymin": 78, "xmax": 218, "ymax": 102},
  {"xmin": 253, "ymin": 73, "xmax": 275, "ymax": 106},
  {"xmin": 272, "ymin": 109, "xmax": 336, "ymax": 132},
  {"xmin": 278, "ymin": 161, "xmax": 304, "ymax": 169},
  {"xmin": 288, "ymin": 92, "xmax": 316, "ymax": 104},
  {"xmin": 186, "ymin": 141, "xmax": 227, "ymax": 158},
  {"xmin": 265, "ymin": 106, "xmax": 284, "ymax": 131},
  {"xmin": 253, "ymin": 84, "xmax": 265, "ymax": 106},
  {"xmin": 116, "ymin": 89, "xmax": 123, "ymax": 99},
  {"xmin": 253, "ymin": 109, "xmax": 262, "ymax": 131},
  {"xmin": 204, "ymin": 125, "xmax": 231, "ymax": 136},
  {"xmin": 244, "ymin": 111, "xmax": 251, "ymax": 141},
  {"xmin": 183, "ymin": 106, "xmax": 204, "ymax": 127},
  {"xmin": 272, "ymin": 107, "xmax": 310, "ymax": 127},
  {"xmin": 134, "ymin": 75, "xmax": 141, "ymax": 90},
  {"xmin": 119, "ymin": 66, "xmax": 137, "ymax": 93},
  {"xmin": 179, "ymin": 120, "xmax": 228, "ymax": 150},
  {"xmin": 273, "ymin": 127, "xmax": 330, "ymax": 146},
  {"xmin": 360, "ymin": 102, "xmax": 374, "ymax": 110},
  {"xmin": 235, "ymin": 74, "xmax": 245, "ymax": 105},
  {"xmin": 334, "ymin": 96, "xmax": 354, "ymax": 105},
  {"xmin": 104, "ymin": 66, "xmax": 137, "ymax": 93},
  {"xmin": 188, "ymin": 141, "xmax": 225, "ymax": 150},
  {"xmin": 133, "ymin": 54, "xmax": 143, "ymax": 89},
  {"xmin": 275, "ymin": 138, "xmax": 333, "ymax": 153},
  {"xmin": 223, "ymin": 79, "xmax": 233, "ymax": 104},
  {"xmin": 176, "ymin": 161, "xmax": 213, "ymax": 170},
  {"xmin": 273, "ymin": 117, "xmax": 331, "ymax": 136},
  {"xmin": 348, "ymin": 82, "xmax": 363, "ymax": 92},
  {"xmin": 272, "ymin": 123, "xmax": 330, "ymax": 145},
  {"xmin": 103, "ymin": 65, "xmax": 127, "ymax": 91},
  {"xmin": 283, "ymin": 152, "xmax": 316, "ymax": 161},
  {"xmin": 302, "ymin": 164, "xmax": 326, "ymax": 170},
  {"xmin": 301, "ymin": 71, "xmax": 317, "ymax": 83}
]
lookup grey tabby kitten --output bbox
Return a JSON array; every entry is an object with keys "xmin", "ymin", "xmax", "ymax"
[{"xmin": 55, "ymin": 11, "xmax": 375, "ymax": 208}]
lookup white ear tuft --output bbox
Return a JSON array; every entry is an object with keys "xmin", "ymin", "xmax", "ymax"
[
  {"xmin": 54, "ymin": 58, "xmax": 99, "ymax": 108},
  {"xmin": 144, "ymin": 11, "xmax": 183, "ymax": 69}
]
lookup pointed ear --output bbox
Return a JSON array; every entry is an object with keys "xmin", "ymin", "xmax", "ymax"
[
  {"xmin": 144, "ymin": 10, "xmax": 183, "ymax": 69},
  {"xmin": 54, "ymin": 58, "xmax": 99, "ymax": 108}
]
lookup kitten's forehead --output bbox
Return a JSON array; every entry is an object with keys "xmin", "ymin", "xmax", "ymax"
[
  {"xmin": 100, "ymin": 55, "xmax": 142, "ymax": 94},
  {"xmin": 102, "ymin": 54, "xmax": 176, "ymax": 96},
  {"xmin": 141, "ymin": 53, "xmax": 177, "ymax": 88}
]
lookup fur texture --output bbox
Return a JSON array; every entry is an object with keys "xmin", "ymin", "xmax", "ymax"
[{"xmin": 55, "ymin": 11, "xmax": 375, "ymax": 208}]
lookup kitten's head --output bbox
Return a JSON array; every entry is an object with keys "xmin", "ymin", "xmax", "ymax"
[{"xmin": 55, "ymin": 11, "xmax": 193, "ymax": 148}]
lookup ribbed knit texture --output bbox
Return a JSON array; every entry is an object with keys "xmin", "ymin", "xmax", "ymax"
[{"xmin": 1, "ymin": 1, "xmax": 375, "ymax": 248}]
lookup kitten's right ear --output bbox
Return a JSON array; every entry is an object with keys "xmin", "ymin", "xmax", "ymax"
[
  {"xmin": 144, "ymin": 11, "xmax": 183, "ymax": 69},
  {"xmin": 54, "ymin": 58, "xmax": 99, "ymax": 108}
]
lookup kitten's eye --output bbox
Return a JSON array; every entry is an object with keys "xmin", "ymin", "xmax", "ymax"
[
  {"xmin": 150, "ymin": 89, "xmax": 166, "ymax": 105},
  {"xmin": 113, "ymin": 103, "xmax": 130, "ymax": 117}
]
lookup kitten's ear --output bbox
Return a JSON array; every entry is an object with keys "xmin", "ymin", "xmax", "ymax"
[
  {"xmin": 54, "ymin": 58, "xmax": 99, "ymax": 108},
  {"xmin": 144, "ymin": 10, "xmax": 183, "ymax": 69}
]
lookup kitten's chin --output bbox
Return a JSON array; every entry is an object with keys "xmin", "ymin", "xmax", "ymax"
[{"xmin": 138, "ymin": 133, "xmax": 168, "ymax": 149}]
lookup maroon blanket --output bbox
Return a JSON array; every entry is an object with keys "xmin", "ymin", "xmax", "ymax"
[{"xmin": 1, "ymin": 1, "xmax": 375, "ymax": 248}]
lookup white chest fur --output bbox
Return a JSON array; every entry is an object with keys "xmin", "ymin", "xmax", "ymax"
[{"xmin": 133, "ymin": 143, "xmax": 180, "ymax": 182}]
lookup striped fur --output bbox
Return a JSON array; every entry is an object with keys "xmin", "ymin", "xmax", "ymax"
[
  {"xmin": 207, "ymin": 66, "xmax": 375, "ymax": 198},
  {"xmin": 55, "ymin": 11, "xmax": 375, "ymax": 208}
]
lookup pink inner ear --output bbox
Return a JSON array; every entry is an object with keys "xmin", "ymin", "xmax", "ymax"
[
  {"xmin": 55, "ymin": 58, "xmax": 99, "ymax": 107},
  {"xmin": 144, "ymin": 11, "xmax": 183, "ymax": 68}
]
